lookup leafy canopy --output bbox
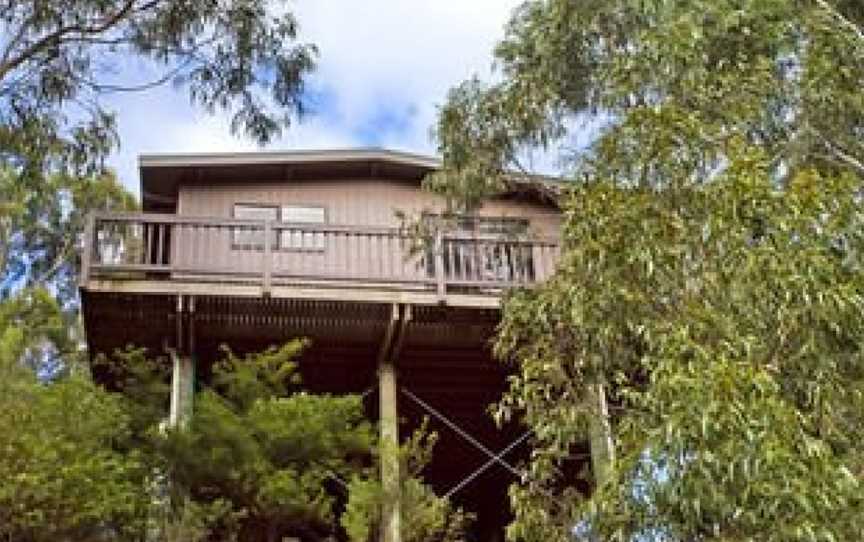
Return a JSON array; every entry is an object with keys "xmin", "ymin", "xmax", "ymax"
[
  {"xmin": 0, "ymin": 0, "xmax": 318, "ymax": 371},
  {"xmin": 431, "ymin": 1, "xmax": 864, "ymax": 540}
]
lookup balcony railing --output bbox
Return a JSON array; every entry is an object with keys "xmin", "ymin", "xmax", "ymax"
[{"xmin": 80, "ymin": 213, "xmax": 561, "ymax": 298}]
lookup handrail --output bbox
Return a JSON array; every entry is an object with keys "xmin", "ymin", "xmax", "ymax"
[
  {"xmin": 80, "ymin": 212, "xmax": 561, "ymax": 297},
  {"xmin": 93, "ymin": 211, "xmax": 560, "ymax": 243}
]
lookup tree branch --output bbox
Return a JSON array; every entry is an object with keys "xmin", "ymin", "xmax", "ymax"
[
  {"xmin": 0, "ymin": 14, "xmax": 34, "ymax": 72},
  {"xmin": 813, "ymin": 0, "xmax": 864, "ymax": 45},
  {"xmin": 0, "ymin": 0, "xmax": 151, "ymax": 83},
  {"xmin": 819, "ymin": 140, "xmax": 864, "ymax": 177}
]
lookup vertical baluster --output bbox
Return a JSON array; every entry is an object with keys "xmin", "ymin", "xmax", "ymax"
[
  {"xmin": 359, "ymin": 232, "xmax": 367, "ymax": 281},
  {"xmin": 323, "ymin": 228, "xmax": 332, "ymax": 279},
  {"xmin": 110, "ymin": 221, "xmax": 117, "ymax": 264},
  {"xmin": 369, "ymin": 233, "xmax": 377, "ymax": 282},
  {"xmin": 519, "ymin": 241, "xmax": 532, "ymax": 284},
  {"xmin": 349, "ymin": 230, "xmax": 357, "ymax": 279},
  {"xmin": 341, "ymin": 229, "xmax": 348, "ymax": 279},
  {"xmin": 467, "ymin": 237, "xmax": 475, "ymax": 284},
  {"xmin": 155, "ymin": 223, "xmax": 163, "ymax": 267},
  {"xmin": 206, "ymin": 223, "xmax": 214, "ymax": 272},
  {"xmin": 434, "ymin": 229, "xmax": 445, "ymax": 300},
  {"xmin": 475, "ymin": 239, "xmax": 484, "ymax": 285},
  {"xmin": 508, "ymin": 242, "xmax": 518, "ymax": 285},
  {"xmin": 512, "ymin": 242, "xmax": 522, "ymax": 285},
  {"xmin": 142, "ymin": 222, "xmax": 150, "ymax": 264},
  {"xmin": 395, "ymin": 232, "xmax": 404, "ymax": 282},
  {"xmin": 186, "ymin": 221, "xmax": 194, "ymax": 273},
  {"xmin": 136, "ymin": 222, "xmax": 143, "ymax": 265},
  {"xmin": 533, "ymin": 243, "xmax": 544, "ymax": 282},
  {"xmin": 477, "ymin": 238, "xmax": 485, "ymax": 285},
  {"xmin": 380, "ymin": 233, "xmax": 390, "ymax": 281},
  {"xmin": 263, "ymin": 220, "xmax": 272, "ymax": 293}
]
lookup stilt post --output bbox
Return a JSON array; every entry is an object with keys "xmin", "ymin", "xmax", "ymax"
[
  {"xmin": 169, "ymin": 351, "xmax": 194, "ymax": 428},
  {"xmin": 379, "ymin": 359, "xmax": 401, "ymax": 542}
]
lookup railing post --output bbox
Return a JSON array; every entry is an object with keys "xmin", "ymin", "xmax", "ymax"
[
  {"xmin": 263, "ymin": 220, "xmax": 272, "ymax": 296},
  {"xmin": 434, "ymin": 229, "xmax": 445, "ymax": 303},
  {"xmin": 79, "ymin": 213, "xmax": 96, "ymax": 287}
]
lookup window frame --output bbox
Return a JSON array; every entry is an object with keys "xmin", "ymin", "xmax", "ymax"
[
  {"xmin": 279, "ymin": 204, "xmax": 328, "ymax": 252},
  {"xmin": 231, "ymin": 203, "xmax": 280, "ymax": 251}
]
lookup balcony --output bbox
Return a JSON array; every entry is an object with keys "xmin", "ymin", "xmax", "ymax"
[
  {"xmin": 80, "ymin": 212, "xmax": 561, "ymax": 307},
  {"xmin": 79, "ymin": 212, "xmax": 563, "ymax": 536}
]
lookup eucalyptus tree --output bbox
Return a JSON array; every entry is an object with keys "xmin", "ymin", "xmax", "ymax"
[
  {"xmin": 430, "ymin": 1, "xmax": 864, "ymax": 540},
  {"xmin": 0, "ymin": 0, "xmax": 316, "ymax": 291},
  {"xmin": 0, "ymin": 0, "xmax": 317, "ymax": 368}
]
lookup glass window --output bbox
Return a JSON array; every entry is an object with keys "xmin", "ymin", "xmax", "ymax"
[
  {"xmin": 233, "ymin": 204, "xmax": 278, "ymax": 249},
  {"xmin": 281, "ymin": 205, "xmax": 326, "ymax": 250}
]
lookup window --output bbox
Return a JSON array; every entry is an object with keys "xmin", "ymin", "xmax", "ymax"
[
  {"xmin": 233, "ymin": 204, "xmax": 278, "ymax": 249},
  {"xmin": 281, "ymin": 205, "xmax": 326, "ymax": 250}
]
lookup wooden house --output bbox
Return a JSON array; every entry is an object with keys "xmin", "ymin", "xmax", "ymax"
[{"xmin": 80, "ymin": 148, "xmax": 568, "ymax": 541}]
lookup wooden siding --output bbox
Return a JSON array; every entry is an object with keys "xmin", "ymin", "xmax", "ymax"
[
  {"xmin": 177, "ymin": 178, "xmax": 562, "ymax": 236},
  {"xmin": 169, "ymin": 178, "xmax": 562, "ymax": 285}
]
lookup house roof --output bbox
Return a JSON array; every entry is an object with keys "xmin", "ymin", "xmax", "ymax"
[{"xmin": 139, "ymin": 147, "xmax": 562, "ymax": 212}]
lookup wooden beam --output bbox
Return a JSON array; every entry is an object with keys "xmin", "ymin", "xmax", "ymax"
[
  {"xmin": 83, "ymin": 279, "xmax": 502, "ymax": 309},
  {"xmin": 390, "ymin": 304, "xmax": 412, "ymax": 362},
  {"xmin": 377, "ymin": 304, "xmax": 400, "ymax": 366}
]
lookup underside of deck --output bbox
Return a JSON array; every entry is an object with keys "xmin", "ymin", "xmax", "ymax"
[{"xmin": 82, "ymin": 288, "xmax": 568, "ymax": 540}]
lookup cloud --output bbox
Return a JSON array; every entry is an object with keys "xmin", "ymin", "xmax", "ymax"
[{"xmin": 105, "ymin": 1, "xmax": 523, "ymax": 195}]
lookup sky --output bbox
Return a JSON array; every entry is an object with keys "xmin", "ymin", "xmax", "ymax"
[{"xmin": 105, "ymin": 0, "xmax": 525, "ymax": 195}]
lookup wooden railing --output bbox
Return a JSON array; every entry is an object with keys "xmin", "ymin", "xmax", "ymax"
[{"xmin": 80, "ymin": 212, "xmax": 561, "ymax": 297}]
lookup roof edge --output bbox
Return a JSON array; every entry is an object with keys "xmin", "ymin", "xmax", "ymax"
[{"xmin": 138, "ymin": 147, "xmax": 442, "ymax": 170}]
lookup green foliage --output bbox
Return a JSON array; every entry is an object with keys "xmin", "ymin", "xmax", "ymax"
[
  {"xmin": 0, "ymin": 369, "xmax": 150, "ymax": 541},
  {"xmin": 342, "ymin": 427, "xmax": 472, "ymax": 542},
  {"xmin": 433, "ymin": 1, "xmax": 864, "ymax": 540},
  {"xmin": 0, "ymin": 0, "xmax": 318, "ymax": 372},
  {"xmin": 2, "ymin": 334, "xmax": 465, "ymax": 540},
  {"xmin": 156, "ymin": 342, "xmax": 378, "ymax": 541},
  {"xmin": 0, "ymin": 287, "xmax": 77, "ymax": 376},
  {"xmin": 0, "ymin": 0, "xmax": 316, "ymax": 174},
  {"xmin": 496, "ymin": 151, "xmax": 864, "ymax": 542},
  {"xmin": 0, "ymin": 164, "xmax": 135, "ymax": 373}
]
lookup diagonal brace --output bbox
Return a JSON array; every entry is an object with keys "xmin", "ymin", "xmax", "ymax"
[
  {"xmin": 400, "ymin": 388, "xmax": 521, "ymax": 478},
  {"xmin": 444, "ymin": 431, "xmax": 530, "ymax": 499}
]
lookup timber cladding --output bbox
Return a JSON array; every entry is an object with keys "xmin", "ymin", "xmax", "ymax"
[{"xmin": 169, "ymin": 178, "xmax": 562, "ymax": 284}]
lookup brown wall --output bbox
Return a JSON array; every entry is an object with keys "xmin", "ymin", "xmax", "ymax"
[
  {"xmin": 171, "ymin": 178, "xmax": 562, "ymax": 282},
  {"xmin": 177, "ymin": 178, "xmax": 561, "ymax": 236}
]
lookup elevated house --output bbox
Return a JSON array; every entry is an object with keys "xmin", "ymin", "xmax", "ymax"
[{"xmin": 80, "ymin": 148, "xmax": 573, "ymax": 541}]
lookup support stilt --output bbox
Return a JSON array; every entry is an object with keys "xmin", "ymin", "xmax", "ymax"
[
  {"xmin": 379, "ymin": 360, "xmax": 401, "ymax": 542},
  {"xmin": 169, "ymin": 351, "xmax": 194, "ymax": 428}
]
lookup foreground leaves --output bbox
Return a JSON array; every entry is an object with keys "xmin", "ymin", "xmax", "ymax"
[{"xmin": 432, "ymin": 1, "xmax": 864, "ymax": 539}]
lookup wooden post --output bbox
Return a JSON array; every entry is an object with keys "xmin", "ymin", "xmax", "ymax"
[
  {"xmin": 169, "ymin": 351, "xmax": 194, "ymax": 428},
  {"xmin": 434, "ymin": 229, "xmax": 445, "ymax": 303},
  {"xmin": 263, "ymin": 220, "xmax": 273, "ymax": 296},
  {"xmin": 169, "ymin": 294, "xmax": 194, "ymax": 429},
  {"xmin": 379, "ymin": 360, "xmax": 401, "ymax": 542},
  {"xmin": 587, "ymin": 383, "xmax": 615, "ymax": 488}
]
